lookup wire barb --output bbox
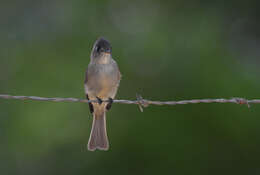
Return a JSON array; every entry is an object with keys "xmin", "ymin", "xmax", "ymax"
[
  {"xmin": 233, "ymin": 98, "xmax": 250, "ymax": 108},
  {"xmin": 136, "ymin": 94, "xmax": 149, "ymax": 112},
  {"xmin": 0, "ymin": 94, "xmax": 260, "ymax": 109}
]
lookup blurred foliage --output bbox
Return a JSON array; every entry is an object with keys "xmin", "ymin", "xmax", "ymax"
[{"xmin": 0, "ymin": 0, "xmax": 260, "ymax": 174}]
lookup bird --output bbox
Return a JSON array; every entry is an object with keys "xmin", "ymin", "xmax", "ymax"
[{"xmin": 84, "ymin": 37, "xmax": 121, "ymax": 151}]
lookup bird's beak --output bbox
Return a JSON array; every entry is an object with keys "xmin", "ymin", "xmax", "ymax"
[{"xmin": 103, "ymin": 52, "xmax": 111, "ymax": 55}]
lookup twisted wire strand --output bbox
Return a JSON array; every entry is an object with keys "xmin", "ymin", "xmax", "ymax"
[{"xmin": 0, "ymin": 94, "xmax": 259, "ymax": 110}]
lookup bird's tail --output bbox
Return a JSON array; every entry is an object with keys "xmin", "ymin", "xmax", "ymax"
[{"xmin": 88, "ymin": 109, "xmax": 109, "ymax": 151}]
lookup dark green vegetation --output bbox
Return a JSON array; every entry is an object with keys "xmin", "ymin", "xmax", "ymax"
[{"xmin": 0, "ymin": 0, "xmax": 260, "ymax": 174}]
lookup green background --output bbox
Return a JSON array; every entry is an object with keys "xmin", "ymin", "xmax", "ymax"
[{"xmin": 0, "ymin": 0, "xmax": 260, "ymax": 174}]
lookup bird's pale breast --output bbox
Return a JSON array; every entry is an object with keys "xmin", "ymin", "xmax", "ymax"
[{"xmin": 85, "ymin": 60, "xmax": 120, "ymax": 100}]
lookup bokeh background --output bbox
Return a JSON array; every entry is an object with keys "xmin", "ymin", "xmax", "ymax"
[{"xmin": 1, "ymin": 0, "xmax": 260, "ymax": 174}]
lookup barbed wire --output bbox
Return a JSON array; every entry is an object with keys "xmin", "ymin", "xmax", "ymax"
[{"xmin": 0, "ymin": 94, "xmax": 259, "ymax": 111}]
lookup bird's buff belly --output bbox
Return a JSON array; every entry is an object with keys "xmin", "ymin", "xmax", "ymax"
[{"xmin": 85, "ymin": 76, "xmax": 118, "ymax": 100}]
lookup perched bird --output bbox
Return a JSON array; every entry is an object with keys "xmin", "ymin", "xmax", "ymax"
[{"xmin": 84, "ymin": 37, "xmax": 121, "ymax": 151}]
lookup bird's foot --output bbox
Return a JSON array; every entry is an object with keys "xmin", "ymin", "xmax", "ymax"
[
  {"xmin": 106, "ymin": 97, "xmax": 113, "ymax": 111},
  {"xmin": 86, "ymin": 94, "xmax": 94, "ymax": 113},
  {"xmin": 96, "ymin": 96, "xmax": 103, "ymax": 105}
]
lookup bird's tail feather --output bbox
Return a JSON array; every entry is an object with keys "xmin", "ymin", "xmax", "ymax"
[{"xmin": 88, "ymin": 110, "xmax": 109, "ymax": 151}]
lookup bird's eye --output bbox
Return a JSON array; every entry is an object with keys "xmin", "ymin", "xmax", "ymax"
[{"xmin": 95, "ymin": 46, "xmax": 100, "ymax": 52}]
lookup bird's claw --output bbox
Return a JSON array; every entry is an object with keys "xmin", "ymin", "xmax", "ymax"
[
  {"xmin": 96, "ymin": 96, "xmax": 103, "ymax": 105},
  {"xmin": 106, "ymin": 97, "xmax": 113, "ymax": 110}
]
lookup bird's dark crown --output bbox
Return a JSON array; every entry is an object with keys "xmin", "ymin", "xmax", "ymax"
[{"xmin": 94, "ymin": 37, "xmax": 112, "ymax": 54}]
